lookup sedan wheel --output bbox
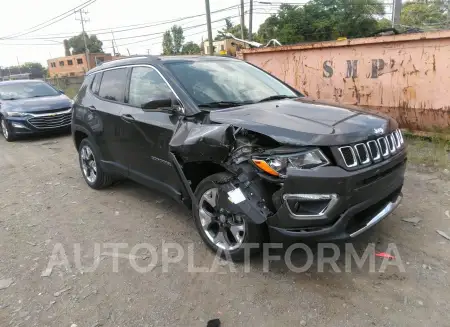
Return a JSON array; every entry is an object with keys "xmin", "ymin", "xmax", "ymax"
[
  {"xmin": 80, "ymin": 145, "xmax": 97, "ymax": 184},
  {"xmin": 1, "ymin": 118, "xmax": 14, "ymax": 141},
  {"xmin": 198, "ymin": 187, "xmax": 246, "ymax": 251}
]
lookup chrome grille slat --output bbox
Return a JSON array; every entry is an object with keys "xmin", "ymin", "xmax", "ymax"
[
  {"xmin": 377, "ymin": 137, "xmax": 389, "ymax": 158},
  {"xmin": 338, "ymin": 129, "xmax": 404, "ymax": 169},
  {"xmin": 367, "ymin": 140, "xmax": 381, "ymax": 161},
  {"xmin": 338, "ymin": 146, "xmax": 357, "ymax": 168},
  {"xmin": 387, "ymin": 134, "xmax": 396, "ymax": 153},
  {"xmin": 394, "ymin": 130, "xmax": 402, "ymax": 148},
  {"xmin": 354, "ymin": 143, "xmax": 370, "ymax": 164},
  {"xmin": 28, "ymin": 112, "xmax": 72, "ymax": 129}
]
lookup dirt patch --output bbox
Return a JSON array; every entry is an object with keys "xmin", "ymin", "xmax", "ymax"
[{"xmin": 0, "ymin": 135, "xmax": 449, "ymax": 326}]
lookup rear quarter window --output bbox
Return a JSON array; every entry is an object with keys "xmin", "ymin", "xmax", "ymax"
[
  {"xmin": 91, "ymin": 73, "xmax": 102, "ymax": 95},
  {"xmin": 98, "ymin": 68, "xmax": 128, "ymax": 102}
]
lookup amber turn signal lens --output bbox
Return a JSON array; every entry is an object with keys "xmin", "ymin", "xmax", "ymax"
[{"xmin": 252, "ymin": 159, "xmax": 280, "ymax": 177}]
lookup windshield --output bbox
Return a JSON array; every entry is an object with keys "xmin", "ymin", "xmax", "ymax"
[
  {"xmin": 0, "ymin": 82, "xmax": 60, "ymax": 100},
  {"xmin": 165, "ymin": 60, "xmax": 300, "ymax": 108}
]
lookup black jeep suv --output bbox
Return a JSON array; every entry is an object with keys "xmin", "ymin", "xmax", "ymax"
[{"xmin": 72, "ymin": 55, "xmax": 406, "ymax": 260}]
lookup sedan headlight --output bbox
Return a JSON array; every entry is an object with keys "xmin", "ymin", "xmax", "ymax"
[
  {"xmin": 252, "ymin": 149, "xmax": 329, "ymax": 177},
  {"xmin": 6, "ymin": 112, "xmax": 31, "ymax": 117}
]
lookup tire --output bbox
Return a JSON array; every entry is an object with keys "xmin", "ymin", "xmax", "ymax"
[
  {"xmin": 1, "ymin": 117, "xmax": 15, "ymax": 142},
  {"xmin": 193, "ymin": 172, "xmax": 265, "ymax": 261},
  {"xmin": 78, "ymin": 138, "xmax": 113, "ymax": 189}
]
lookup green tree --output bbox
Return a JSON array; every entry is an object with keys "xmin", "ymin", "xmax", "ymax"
[
  {"xmin": 216, "ymin": 21, "xmax": 249, "ymax": 40},
  {"xmin": 171, "ymin": 25, "xmax": 185, "ymax": 54},
  {"xmin": 22, "ymin": 62, "xmax": 44, "ymax": 71},
  {"xmin": 63, "ymin": 39, "xmax": 71, "ymax": 56},
  {"xmin": 256, "ymin": 0, "xmax": 385, "ymax": 44},
  {"xmin": 162, "ymin": 30, "xmax": 174, "ymax": 55},
  {"xmin": 401, "ymin": 1, "xmax": 446, "ymax": 29},
  {"xmin": 181, "ymin": 41, "xmax": 201, "ymax": 54},
  {"xmin": 68, "ymin": 32, "xmax": 103, "ymax": 55},
  {"xmin": 162, "ymin": 25, "xmax": 185, "ymax": 55},
  {"xmin": 377, "ymin": 18, "xmax": 393, "ymax": 30}
]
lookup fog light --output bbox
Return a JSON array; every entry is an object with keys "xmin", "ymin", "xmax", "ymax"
[
  {"xmin": 283, "ymin": 193, "xmax": 338, "ymax": 217},
  {"xmin": 11, "ymin": 122, "xmax": 29, "ymax": 129}
]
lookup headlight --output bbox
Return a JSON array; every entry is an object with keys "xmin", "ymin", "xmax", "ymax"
[
  {"xmin": 252, "ymin": 149, "xmax": 329, "ymax": 177},
  {"xmin": 6, "ymin": 112, "xmax": 31, "ymax": 117}
]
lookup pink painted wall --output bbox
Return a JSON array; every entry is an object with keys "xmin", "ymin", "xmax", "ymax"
[{"xmin": 239, "ymin": 31, "xmax": 450, "ymax": 131}]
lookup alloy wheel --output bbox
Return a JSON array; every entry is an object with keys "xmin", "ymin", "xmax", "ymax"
[
  {"xmin": 198, "ymin": 187, "xmax": 246, "ymax": 251},
  {"xmin": 1, "ymin": 119, "xmax": 9, "ymax": 139},
  {"xmin": 80, "ymin": 145, "xmax": 97, "ymax": 183}
]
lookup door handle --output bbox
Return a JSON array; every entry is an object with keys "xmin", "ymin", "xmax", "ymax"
[
  {"xmin": 88, "ymin": 105, "xmax": 96, "ymax": 110},
  {"xmin": 121, "ymin": 114, "xmax": 135, "ymax": 123}
]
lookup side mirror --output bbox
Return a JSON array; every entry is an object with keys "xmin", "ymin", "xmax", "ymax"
[
  {"xmin": 59, "ymin": 89, "xmax": 65, "ymax": 94},
  {"xmin": 142, "ymin": 97, "xmax": 183, "ymax": 114}
]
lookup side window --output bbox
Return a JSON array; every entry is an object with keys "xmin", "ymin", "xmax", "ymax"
[
  {"xmin": 91, "ymin": 73, "xmax": 102, "ymax": 94},
  {"xmin": 128, "ymin": 67, "xmax": 173, "ymax": 109},
  {"xmin": 98, "ymin": 68, "xmax": 128, "ymax": 102}
]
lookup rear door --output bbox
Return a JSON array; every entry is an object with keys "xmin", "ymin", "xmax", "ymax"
[
  {"xmin": 120, "ymin": 65, "xmax": 183, "ymax": 197},
  {"xmin": 91, "ymin": 67, "xmax": 131, "ymax": 175}
]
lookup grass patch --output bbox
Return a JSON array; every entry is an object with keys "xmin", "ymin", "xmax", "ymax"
[
  {"xmin": 61, "ymin": 85, "xmax": 80, "ymax": 99},
  {"xmin": 405, "ymin": 133, "xmax": 449, "ymax": 169}
]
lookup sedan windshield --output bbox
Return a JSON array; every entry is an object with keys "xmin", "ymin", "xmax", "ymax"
[
  {"xmin": 165, "ymin": 60, "xmax": 300, "ymax": 108},
  {"xmin": 0, "ymin": 82, "xmax": 60, "ymax": 100}
]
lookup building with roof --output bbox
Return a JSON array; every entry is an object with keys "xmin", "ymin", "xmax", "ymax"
[{"xmin": 47, "ymin": 53, "xmax": 125, "ymax": 78}]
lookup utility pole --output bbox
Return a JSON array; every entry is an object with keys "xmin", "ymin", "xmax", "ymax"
[
  {"xmin": 248, "ymin": 0, "xmax": 253, "ymax": 41},
  {"xmin": 110, "ymin": 31, "xmax": 116, "ymax": 56},
  {"xmin": 240, "ymin": 0, "xmax": 245, "ymax": 39},
  {"xmin": 205, "ymin": 0, "xmax": 214, "ymax": 55},
  {"xmin": 447, "ymin": 0, "xmax": 450, "ymax": 26},
  {"xmin": 76, "ymin": 9, "xmax": 91, "ymax": 70},
  {"xmin": 392, "ymin": 0, "xmax": 402, "ymax": 28},
  {"xmin": 16, "ymin": 57, "xmax": 21, "ymax": 73}
]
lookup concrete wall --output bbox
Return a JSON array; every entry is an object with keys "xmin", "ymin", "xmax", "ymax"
[{"xmin": 239, "ymin": 31, "xmax": 450, "ymax": 131}]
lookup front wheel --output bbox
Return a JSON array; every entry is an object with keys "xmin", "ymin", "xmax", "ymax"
[
  {"xmin": 1, "ymin": 117, "xmax": 15, "ymax": 142},
  {"xmin": 193, "ymin": 172, "xmax": 265, "ymax": 261}
]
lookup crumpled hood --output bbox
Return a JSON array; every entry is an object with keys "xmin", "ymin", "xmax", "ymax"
[
  {"xmin": 0, "ymin": 94, "xmax": 72, "ymax": 113},
  {"xmin": 209, "ymin": 98, "xmax": 398, "ymax": 146}
]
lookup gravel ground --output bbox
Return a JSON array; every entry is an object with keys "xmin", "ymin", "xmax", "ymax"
[{"xmin": 0, "ymin": 133, "xmax": 449, "ymax": 327}]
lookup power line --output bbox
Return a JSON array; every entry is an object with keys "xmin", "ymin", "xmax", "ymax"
[
  {"xmin": 6, "ymin": 3, "xmax": 246, "ymax": 41},
  {"xmin": 108, "ymin": 13, "xmax": 243, "ymax": 48},
  {"xmin": 107, "ymin": 17, "xmax": 242, "ymax": 50},
  {"xmin": 0, "ymin": 0, "xmax": 96, "ymax": 40}
]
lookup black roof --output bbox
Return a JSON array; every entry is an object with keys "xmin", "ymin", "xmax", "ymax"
[{"xmin": 86, "ymin": 55, "xmax": 238, "ymax": 75}]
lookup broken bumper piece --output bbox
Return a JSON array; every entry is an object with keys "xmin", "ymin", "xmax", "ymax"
[{"xmin": 267, "ymin": 150, "xmax": 406, "ymax": 242}]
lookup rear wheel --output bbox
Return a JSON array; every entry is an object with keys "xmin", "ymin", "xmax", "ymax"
[
  {"xmin": 1, "ymin": 118, "xmax": 15, "ymax": 142},
  {"xmin": 78, "ymin": 138, "xmax": 113, "ymax": 189},
  {"xmin": 193, "ymin": 172, "xmax": 265, "ymax": 261}
]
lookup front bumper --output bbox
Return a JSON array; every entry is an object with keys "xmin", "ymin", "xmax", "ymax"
[{"xmin": 267, "ymin": 149, "xmax": 407, "ymax": 242}]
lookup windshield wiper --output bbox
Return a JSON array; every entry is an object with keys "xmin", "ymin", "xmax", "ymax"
[
  {"xmin": 258, "ymin": 95, "xmax": 297, "ymax": 103},
  {"xmin": 1, "ymin": 98, "xmax": 18, "ymax": 100},
  {"xmin": 198, "ymin": 101, "xmax": 251, "ymax": 108}
]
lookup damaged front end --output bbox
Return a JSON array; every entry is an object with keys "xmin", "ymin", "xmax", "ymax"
[
  {"xmin": 169, "ymin": 117, "xmax": 280, "ymax": 225},
  {"xmin": 168, "ymin": 115, "xmax": 406, "ymax": 244}
]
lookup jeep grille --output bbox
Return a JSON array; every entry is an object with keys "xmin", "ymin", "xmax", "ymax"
[{"xmin": 338, "ymin": 129, "xmax": 405, "ymax": 168}]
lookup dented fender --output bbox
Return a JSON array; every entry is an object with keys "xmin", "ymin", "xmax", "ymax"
[{"xmin": 169, "ymin": 120, "xmax": 236, "ymax": 163}]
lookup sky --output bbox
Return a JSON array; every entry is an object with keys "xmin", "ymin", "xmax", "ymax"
[{"xmin": 0, "ymin": 0, "xmax": 303, "ymax": 67}]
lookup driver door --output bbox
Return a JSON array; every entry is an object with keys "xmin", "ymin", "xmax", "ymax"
[{"xmin": 120, "ymin": 66, "xmax": 183, "ymax": 197}]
